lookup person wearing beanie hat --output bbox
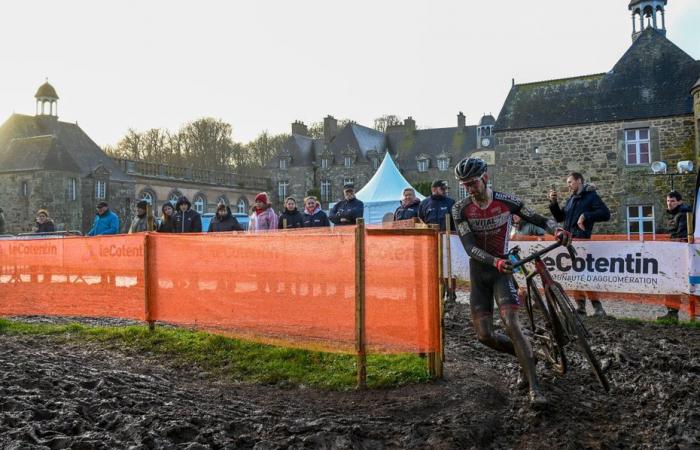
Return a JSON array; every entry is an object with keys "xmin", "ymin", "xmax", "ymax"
[
  {"xmin": 173, "ymin": 196, "xmax": 202, "ymax": 233},
  {"xmin": 128, "ymin": 200, "xmax": 153, "ymax": 234},
  {"xmin": 278, "ymin": 197, "xmax": 304, "ymax": 229},
  {"xmin": 249, "ymin": 192, "xmax": 278, "ymax": 232},
  {"xmin": 208, "ymin": 203, "xmax": 243, "ymax": 232}
]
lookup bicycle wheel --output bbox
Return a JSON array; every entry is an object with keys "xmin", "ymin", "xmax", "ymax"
[
  {"xmin": 548, "ymin": 284, "xmax": 610, "ymax": 392},
  {"xmin": 526, "ymin": 282, "xmax": 568, "ymax": 375}
]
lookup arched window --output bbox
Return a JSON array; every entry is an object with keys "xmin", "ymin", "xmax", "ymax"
[
  {"xmin": 168, "ymin": 191, "xmax": 182, "ymax": 206},
  {"xmin": 216, "ymin": 195, "xmax": 228, "ymax": 206},
  {"xmin": 139, "ymin": 190, "xmax": 155, "ymax": 205},
  {"xmin": 237, "ymin": 198, "xmax": 248, "ymax": 214},
  {"xmin": 193, "ymin": 195, "xmax": 206, "ymax": 214}
]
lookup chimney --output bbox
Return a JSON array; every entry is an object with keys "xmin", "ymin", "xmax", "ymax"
[
  {"xmin": 323, "ymin": 115, "xmax": 338, "ymax": 142},
  {"xmin": 291, "ymin": 120, "xmax": 309, "ymax": 137},
  {"xmin": 403, "ymin": 116, "xmax": 416, "ymax": 132},
  {"xmin": 457, "ymin": 111, "xmax": 466, "ymax": 128}
]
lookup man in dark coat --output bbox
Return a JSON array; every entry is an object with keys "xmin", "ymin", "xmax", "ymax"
[
  {"xmin": 418, "ymin": 180, "xmax": 455, "ymax": 231},
  {"xmin": 549, "ymin": 172, "xmax": 611, "ymax": 316},
  {"xmin": 394, "ymin": 188, "xmax": 421, "ymax": 221},
  {"xmin": 173, "ymin": 196, "xmax": 202, "ymax": 233},
  {"xmin": 208, "ymin": 204, "xmax": 243, "ymax": 232},
  {"xmin": 329, "ymin": 184, "xmax": 364, "ymax": 226},
  {"xmin": 658, "ymin": 191, "xmax": 692, "ymax": 321}
]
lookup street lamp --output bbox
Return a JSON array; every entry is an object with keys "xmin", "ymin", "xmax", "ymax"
[{"xmin": 648, "ymin": 160, "xmax": 696, "ymax": 190}]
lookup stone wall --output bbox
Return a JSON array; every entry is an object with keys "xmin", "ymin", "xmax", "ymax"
[{"xmin": 493, "ymin": 115, "xmax": 697, "ymax": 235}]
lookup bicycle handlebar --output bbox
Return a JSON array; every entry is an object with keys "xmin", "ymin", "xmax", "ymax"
[{"xmin": 510, "ymin": 241, "xmax": 577, "ymax": 268}]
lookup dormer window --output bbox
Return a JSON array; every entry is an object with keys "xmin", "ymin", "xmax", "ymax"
[
  {"xmin": 344, "ymin": 156, "xmax": 353, "ymax": 167},
  {"xmin": 279, "ymin": 158, "xmax": 289, "ymax": 170},
  {"xmin": 321, "ymin": 158, "xmax": 329, "ymax": 169},
  {"xmin": 371, "ymin": 158, "xmax": 379, "ymax": 170},
  {"xmin": 437, "ymin": 158, "xmax": 449, "ymax": 171},
  {"xmin": 417, "ymin": 159, "xmax": 429, "ymax": 172}
]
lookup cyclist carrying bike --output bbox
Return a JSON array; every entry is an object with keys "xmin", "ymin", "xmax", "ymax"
[{"xmin": 452, "ymin": 157, "xmax": 572, "ymax": 407}]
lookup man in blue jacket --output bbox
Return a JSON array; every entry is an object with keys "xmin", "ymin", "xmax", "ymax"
[
  {"xmin": 418, "ymin": 180, "xmax": 455, "ymax": 231},
  {"xmin": 329, "ymin": 184, "xmax": 364, "ymax": 226},
  {"xmin": 87, "ymin": 201, "xmax": 120, "ymax": 236},
  {"xmin": 549, "ymin": 172, "xmax": 611, "ymax": 317}
]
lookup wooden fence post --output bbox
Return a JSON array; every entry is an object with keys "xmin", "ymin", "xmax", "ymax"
[
  {"xmin": 355, "ymin": 219, "xmax": 367, "ymax": 389},
  {"xmin": 435, "ymin": 228, "xmax": 444, "ymax": 378},
  {"xmin": 144, "ymin": 234, "xmax": 155, "ymax": 331}
]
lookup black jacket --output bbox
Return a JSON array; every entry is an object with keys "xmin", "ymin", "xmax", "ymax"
[
  {"xmin": 329, "ymin": 198, "xmax": 364, "ymax": 226},
  {"xmin": 208, "ymin": 208, "xmax": 243, "ymax": 232},
  {"xmin": 418, "ymin": 195, "xmax": 456, "ymax": 231},
  {"xmin": 34, "ymin": 220, "xmax": 56, "ymax": 233},
  {"xmin": 394, "ymin": 198, "xmax": 421, "ymax": 221},
  {"xmin": 302, "ymin": 209, "xmax": 330, "ymax": 228},
  {"xmin": 157, "ymin": 219, "xmax": 175, "ymax": 233},
  {"xmin": 278, "ymin": 209, "xmax": 305, "ymax": 229},
  {"xmin": 173, "ymin": 209, "xmax": 202, "ymax": 233},
  {"xmin": 549, "ymin": 185, "xmax": 610, "ymax": 239},
  {"xmin": 666, "ymin": 204, "xmax": 691, "ymax": 241}
]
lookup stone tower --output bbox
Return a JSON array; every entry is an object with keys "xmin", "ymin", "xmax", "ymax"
[
  {"xmin": 692, "ymin": 78, "xmax": 700, "ymax": 158},
  {"xmin": 629, "ymin": 0, "xmax": 667, "ymax": 41}
]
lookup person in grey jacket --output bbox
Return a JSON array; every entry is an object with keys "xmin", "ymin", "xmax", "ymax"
[{"xmin": 128, "ymin": 200, "xmax": 151, "ymax": 234}]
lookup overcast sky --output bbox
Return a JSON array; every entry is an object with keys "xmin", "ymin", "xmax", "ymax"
[{"xmin": 1, "ymin": 0, "xmax": 699, "ymax": 147}]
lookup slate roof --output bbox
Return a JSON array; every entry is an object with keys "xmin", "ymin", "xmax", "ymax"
[
  {"xmin": 478, "ymin": 114, "xmax": 496, "ymax": 126},
  {"xmin": 0, "ymin": 136, "xmax": 81, "ymax": 172},
  {"xmin": 495, "ymin": 28, "xmax": 700, "ymax": 131},
  {"xmin": 326, "ymin": 123, "xmax": 387, "ymax": 160},
  {"xmin": 0, "ymin": 114, "xmax": 131, "ymax": 181},
  {"xmin": 628, "ymin": 0, "xmax": 666, "ymax": 9},
  {"xmin": 34, "ymin": 82, "xmax": 59, "ymax": 99},
  {"xmin": 386, "ymin": 126, "xmax": 478, "ymax": 168}
]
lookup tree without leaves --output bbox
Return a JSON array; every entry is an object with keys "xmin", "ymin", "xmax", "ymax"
[{"xmin": 373, "ymin": 115, "xmax": 403, "ymax": 133}]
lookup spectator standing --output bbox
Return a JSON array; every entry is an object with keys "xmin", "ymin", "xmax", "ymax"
[
  {"xmin": 128, "ymin": 200, "xmax": 150, "ymax": 234},
  {"xmin": 173, "ymin": 196, "xmax": 202, "ymax": 233},
  {"xmin": 549, "ymin": 172, "xmax": 611, "ymax": 317},
  {"xmin": 32, "ymin": 209, "xmax": 56, "ymax": 233},
  {"xmin": 658, "ymin": 191, "xmax": 692, "ymax": 321},
  {"xmin": 249, "ymin": 192, "xmax": 278, "ymax": 232},
  {"xmin": 394, "ymin": 188, "xmax": 421, "ymax": 221},
  {"xmin": 278, "ymin": 197, "xmax": 304, "ymax": 229},
  {"xmin": 301, "ymin": 196, "xmax": 330, "ymax": 227},
  {"xmin": 157, "ymin": 203, "xmax": 176, "ymax": 233},
  {"xmin": 510, "ymin": 214, "xmax": 544, "ymax": 239},
  {"xmin": 329, "ymin": 184, "xmax": 364, "ymax": 226},
  {"xmin": 208, "ymin": 204, "xmax": 243, "ymax": 232},
  {"xmin": 87, "ymin": 201, "xmax": 120, "ymax": 236},
  {"xmin": 418, "ymin": 180, "xmax": 455, "ymax": 231},
  {"xmin": 0, "ymin": 207, "xmax": 6, "ymax": 234}
]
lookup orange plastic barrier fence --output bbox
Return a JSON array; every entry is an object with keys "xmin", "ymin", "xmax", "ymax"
[{"xmin": 0, "ymin": 228, "xmax": 441, "ymax": 354}]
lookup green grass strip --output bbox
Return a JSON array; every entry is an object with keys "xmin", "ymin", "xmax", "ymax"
[{"xmin": 0, "ymin": 319, "xmax": 431, "ymax": 390}]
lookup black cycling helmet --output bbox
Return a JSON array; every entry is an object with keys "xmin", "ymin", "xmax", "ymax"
[{"xmin": 454, "ymin": 157, "xmax": 488, "ymax": 181}]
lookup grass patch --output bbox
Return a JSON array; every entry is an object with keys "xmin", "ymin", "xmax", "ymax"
[
  {"xmin": 618, "ymin": 317, "xmax": 700, "ymax": 329},
  {"xmin": 0, "ymin": 319, "xmax": 431, "ymax": 390}
]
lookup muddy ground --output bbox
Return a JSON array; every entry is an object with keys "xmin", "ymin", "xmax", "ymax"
[{"xmin": 0, "ymin": 303, "xmax": 698, "ymax": 449}]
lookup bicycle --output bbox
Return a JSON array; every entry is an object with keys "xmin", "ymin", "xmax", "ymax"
[{"xmin": 508, "ymin": 242, "xmax": 610, "ymax": 392}]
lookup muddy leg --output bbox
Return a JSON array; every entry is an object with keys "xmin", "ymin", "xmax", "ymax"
[{"xmin": 472, "ymin": 312, "xmax": 515, "ymax": 356}]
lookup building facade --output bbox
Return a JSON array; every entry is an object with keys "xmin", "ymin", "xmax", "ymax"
[{"xmin": 492, "ymin": 0, "xmax": 700, "ymax": 236}]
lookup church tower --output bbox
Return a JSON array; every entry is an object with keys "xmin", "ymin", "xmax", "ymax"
[{"xmin": 629, "ymin": 0, "xmax": 667, "ymax": 41}]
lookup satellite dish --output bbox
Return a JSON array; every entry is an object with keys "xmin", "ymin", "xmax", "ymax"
[
  {"xmin": 651, "ymin": 161, "xmax": 667, "ymax": 174},
  {"xmin": 677, "ymin": 160, "xmax": 694, "ymax": 174}
]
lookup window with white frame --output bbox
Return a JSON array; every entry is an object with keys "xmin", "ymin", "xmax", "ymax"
[
  {"xmin": 140, "ymin": 191, "xmax": 153, "ymax": 205},
  {"xmin": 278, "ymin": 180, "xmax": 289, "ymax": 200},
  {"xmin": 458, "ymin": 184, "xmax": 467, "ymax": 199},
  {"xmin": 169, "ymin": 192, "xmax": 180, "ymax": 205},
  {"xmin": 627, "ymin": 205, "xmax": 655, "ymax": 238},
  {"xmin": 437, "ymin": 158, "xmax": 449, "ymax": 171},
  {"xmin": 321, "ymin": 158, "xmax": 329, "ymax": 169},
  {"xmin": 417, "ymin": 159, "xmax": 429, "ymax": 172},
  {"xmin": 193, "ymin": 195, "xmax": 206, "ymax": 214},
  {"xmin": 68, "ymin": 178, "xmax": 77, "ymax": 201},
  {"xmin": 625, "ymin": 128, "xmax": 650, "ymax": 165},
  {"xmin": 344, "ymin": 156, "xmax": 353, "ymax": 167},
  {"xmin": 279, "ymin": 158, "xmax": 288, "ymax": 170},
  {"xmin": 321, "ymin": 180, "xmax": 332, "ymax": 202},
  {"xmin": 216, "ymin": 196, "xmax": 227, "ymax": 206},
  {"xmin": 343, "ymin": 178, "xmax": 354, "ymax": 188},
  {"xmin": 237, "ymin": 198, "xmax": 247, "ymax": 214},
  {"xmin": 95, "ymin": 180, "xmax": 107, "ymax": 199},
  {"xmin": 21, "ymin": 181, "xmax": 29, "ymax": 197}
]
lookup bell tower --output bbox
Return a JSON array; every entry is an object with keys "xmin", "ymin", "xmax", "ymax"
[
  {"xmin": 629, "ymin": 0, "xmax": 667, "ymax": 41},
  {"xmin": 34, "ymin": 79, "xmax": 59, "ymax": 118}
]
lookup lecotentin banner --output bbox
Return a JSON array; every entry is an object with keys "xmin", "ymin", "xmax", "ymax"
[{"xmin": 447, "ymin": 235, "xmax": 691, "ymax": 295}]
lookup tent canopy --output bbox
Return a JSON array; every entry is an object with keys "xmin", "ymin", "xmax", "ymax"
[{"xmin": 355, "ymin": 153, "xmax": 425, "ymax": 224}]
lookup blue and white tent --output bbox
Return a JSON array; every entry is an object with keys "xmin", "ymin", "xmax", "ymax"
[{"xmin": 355, "ymin": 153, "xmax": 425, "ymax": 224}]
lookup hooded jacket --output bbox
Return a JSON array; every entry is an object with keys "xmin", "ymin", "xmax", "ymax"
[
  {"xmin": 302, "ymin": 207, "xmax": 330, "ymax": 228},
  {"xmin": 329, "ymin": 197, "xmax": 364, "ymax": 226},
  {"xmin": 666, "ymin": 203, "xmax": 692, "ymax": 241},
  {"xmin": 173, "ymin": 197, "xmax": 202, "ymax": 233},
  {"xmin": 394, "ymin": 198, "xmax": 421, "ymax": 221},
  {"xmin": 87, "ymin": 208, "xmax": 120, "ymax": 236},
  {"xmin": 34, "ymin": 219, "xmax": 56, "ymax": 233},
  {"xmin": 278, "ymin": 208, "xmax": 304, "ymax": 229},
  {"xmin": 549, "ymin": 184, "xmax": 610, "ymax": 239},
  {"xmin": 418, "ymin": 194, "xmax": 455, "ymax": 231},
  {"xmin": 208, "ymin": 207, "xmax": 243, "ymax": 232},
  {"xmin": 249, "ymin": 205, "xmax": 278, "ymax": 232}
]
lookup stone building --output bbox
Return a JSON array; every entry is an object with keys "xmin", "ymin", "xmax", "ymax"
[
  {"xmin": 492, "ymin": 0, "xmax": 700, "ymax": 237},
  {"xmin": 0, "ymin": 82, "xmax": 270, "ymax": 233},
  {"xmin": 268, "ymin": 113, "xmax": 493, "ymax": 208}
]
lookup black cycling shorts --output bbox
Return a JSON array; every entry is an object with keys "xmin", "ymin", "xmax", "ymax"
[{"xmin": 469, "ymin": 259, "xmax": 520, "ymax": 317}]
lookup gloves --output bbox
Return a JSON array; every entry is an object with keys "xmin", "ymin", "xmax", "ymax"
[
  {"xmin": 554, "ymin": 227, "xmax": 573, "ymax": 247},
  {"xmin": 495, "ymin": 258, "xmax": 514, "ymax": 274}
]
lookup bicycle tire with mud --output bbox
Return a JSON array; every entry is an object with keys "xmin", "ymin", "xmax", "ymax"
[{"xmin": 526, "ymin": 282, "xmax": 568, "ymax": 375}]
